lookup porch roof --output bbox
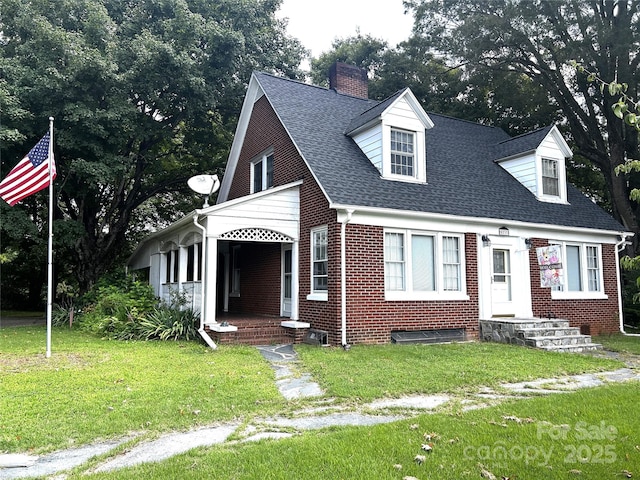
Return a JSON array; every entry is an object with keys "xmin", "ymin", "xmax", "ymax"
[{"xmin": 128, "ymin": 181, "xmax": 301, "ymax": 269}]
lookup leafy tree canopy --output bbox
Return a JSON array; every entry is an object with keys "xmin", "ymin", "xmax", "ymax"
[
  {"xmin": 405, "ymin": 0, "xmax": 640, "ymax": 246},
  {"xmin": 0, "ymin": 0, "xmax": 306, "ymax": 298}
]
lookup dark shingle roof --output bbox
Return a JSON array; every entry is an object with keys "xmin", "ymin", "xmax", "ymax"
[
  {"xmin": 492, "ymin": 126, "xmax": 553, "ymax": 161},
  {"xmin": 255, "ymin": 72, "xmax": 624, "ymax": 232}
]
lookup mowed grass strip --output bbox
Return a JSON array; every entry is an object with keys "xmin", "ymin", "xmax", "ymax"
[
  {"xmin": 0, "ymin": 327, "xmax": 284, "ymax": 453},
  {"xmin": 74, "ymin": 382, "xmax": 640, "ymax": 480},
  {"xmin": 295, "ymin": 342, "xmax": 624, "ymax": 401},
  {"xmin": 596, "ymin": 332, "xmax": 640, "ymax": 355}
]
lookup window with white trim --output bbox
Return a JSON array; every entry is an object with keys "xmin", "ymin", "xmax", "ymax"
[
  {"xmin": 390, "ymin": 129, "xmax": 414, "ymax": 177},
  {"xmin": 384, "ymin": 230, "xmax": 465, "ymax": 298},
  {"xmin": 311, "ymin": 226, "xmax": 328, "ymax": 296},
  {"xmin": 551, "ymin": 242, "xmax": 604, "ymax": 297},
  {"xmin": 542, "ymin": 158, "xmax": 559, "ymax": 196},
  {"xmin": 186, "ymin": 242, "xmax": 202, "ymax": 282},
  {"xmin": 164, "ymin": 248, "xmax": 179, "ymax": 284},
  {"xmin": 252, "ymin": 152, "xmax": 274, "ymax": 193}
]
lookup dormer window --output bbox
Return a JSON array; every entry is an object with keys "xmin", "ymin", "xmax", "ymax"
[
  {"xmin": 391, "ymin": 129, "xmax": 415, "ymax": 177},
  {"xmin": 252, "ymin": 152, "xmax": 274, "ymax": 193},
  {"xmin": 542, "ymin": 158, "xmax": 559, "ymax": 196},
  {"xmin": 347, "ymin": 88, "xmax": 433, "ymax": 185}
]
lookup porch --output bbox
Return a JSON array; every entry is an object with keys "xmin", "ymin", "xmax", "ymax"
[{"xmin": 204, "ymin": 314, "xmax": 309, "ymax": 346}]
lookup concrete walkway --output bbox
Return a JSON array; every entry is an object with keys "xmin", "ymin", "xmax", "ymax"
[{"xmin": 1, "ymin": 346, "xmax": 639, "ymax": 479}]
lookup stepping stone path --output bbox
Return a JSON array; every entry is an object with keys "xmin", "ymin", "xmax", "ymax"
[{"xmin": 1, "ymin": 347, "xmax": 639, "ymax": 479}]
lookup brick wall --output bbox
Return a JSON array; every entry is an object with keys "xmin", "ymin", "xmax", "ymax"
[
  {"xmin": 225, "ymin": 95, "xmax": 342, "ymax": 336},
  {"xmin": 528, "ymin": 238, "xmax": 619, "ymax": 334},
  {"xmin": 343, "ymin": 226, "xmax": 480, "ymax": 344},
  {"xmin": 227, "ymin": 242, "xmax": 281, "ymax": 316}
]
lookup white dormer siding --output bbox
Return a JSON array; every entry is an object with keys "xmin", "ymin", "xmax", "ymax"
[
  {"xmin": 352, "ymin": 125, "xmax": 383, "ymax": 172},
  {"xmin": 350, "ymin": 90, "xmax": 433, "ymax": 183},
  {"xmin": 497, "ymin": 126, "xmax": 571, "ymax": 204}
]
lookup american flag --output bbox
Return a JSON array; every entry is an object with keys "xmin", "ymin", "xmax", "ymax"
[{"xmin": 0, "ymin": 133, "xmax": 57, "ymax": 206}]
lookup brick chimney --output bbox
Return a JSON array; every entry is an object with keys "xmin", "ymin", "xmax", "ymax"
[{"xmin": 329, "ymin": 62, "xmax": 368, "ymax": 99}]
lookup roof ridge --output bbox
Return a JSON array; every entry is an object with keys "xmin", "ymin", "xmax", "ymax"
[{"xmin": 426, "ymin": 111, "xmax": 508, "ymax": 132}]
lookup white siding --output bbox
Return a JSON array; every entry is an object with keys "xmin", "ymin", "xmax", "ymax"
[
  {"xmin": 499, "ymin": 154, "xmax": 537, "ymax": 195},
  {"xmin": 384, "ymin": 97, "xmax": 427, "ymax": 131},
  {"xmin": 538, "ymin": 135, "xmax": 565, "ymax": 159},
  {"xmin": 353, "ymin": 125, "xmax": 383, "ymax": 173},
  {"xmin": 207, "ymin": 186, "xmax": 300, "ymax": 239}
]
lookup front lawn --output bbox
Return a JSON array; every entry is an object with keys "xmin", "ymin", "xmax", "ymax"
[
  {"xmin": 0, "ymin": 327, "xmax": 285, "ymax": 454},
  {"xmin": 0, "ymin": 327, "xmax": 627, "ymax": 460},
  {"xmin": 295, "ymin": 342, "xmax": 623, "ymax": 400},
  {"xmin": 595, "ymin": 333, "xmax": 640, "ymax": 355},
  {"xmin": 77, "ymin": 382, "xmax": 640, "ymax": 479}
]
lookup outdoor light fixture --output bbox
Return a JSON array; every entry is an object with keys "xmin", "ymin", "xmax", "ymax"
[
  {"xmin": 525, "ymin": 238, "xmax": 533, "ymax": 250},
  {"xmin": 482, "ymin": 235, "xmax": 491, "ymax": 247}
]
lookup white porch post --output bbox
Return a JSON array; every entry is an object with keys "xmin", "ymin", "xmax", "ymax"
[
  {"xmin": 291, "ymin": 239, "xmax": 299, "ymax": 320},
  {"xmin": 223, "ymin": 251, "xmax": 230, "ymax": 313},
  {"xmin": 205, "ymin": 236, "xmax": 218, "ymax": 325}
]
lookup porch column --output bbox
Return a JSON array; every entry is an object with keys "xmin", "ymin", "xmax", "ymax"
[
  {"xmin": 204, "ymin": 236, "xmax": 218, "ymax": 325},
  {"xmin": 291, "ymin": 239, "xmax": 299, "ymax": 320},
  {"xmin": 223, "ymin": 251, "xmax": 230, "ymax": 313}
]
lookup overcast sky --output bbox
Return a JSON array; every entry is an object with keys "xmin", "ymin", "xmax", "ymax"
[{"xmin": 277, "ymin": 0, "xmax": 414, "ymax": 60}]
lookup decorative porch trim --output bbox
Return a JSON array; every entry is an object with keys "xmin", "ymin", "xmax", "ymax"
[{"xmin": 219, "ymin": 228, "xmax": 293, "ymax": 243}]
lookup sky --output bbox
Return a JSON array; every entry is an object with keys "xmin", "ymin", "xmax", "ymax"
[{"xmin": 277, "ymin": 0, "xmax": 414, "ymax": 60}]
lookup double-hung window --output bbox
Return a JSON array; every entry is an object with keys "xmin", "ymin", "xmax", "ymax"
[
  {"xmin": 308, "ymin": 226, "xmax": 328, "ymax": 300},
  {"xmin": 551, "ymin": 242, "xmax": 605, "ymax": 298},
  {"xmin": 390, "ymin": 129, "xmax": 415, "ymax": 177},
  {"xmin": 252, "ymin": 152, "xmax": 274, "ymax": 193},
  {"xmin": 542, "ymin": 158, "xmax": 559, "ymax": 197},
  {"xmin": 384, "ymin": 230, "xmax": 466, "ymax": 299}
]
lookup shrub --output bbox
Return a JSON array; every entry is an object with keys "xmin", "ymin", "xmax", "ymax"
[
  {"xmin": 78, "ymin": 279, "xmax": 157, "ymax": 337},
  {"xmin": 78, "ymin": 282, "xmax": 200, "ymax": 342}
]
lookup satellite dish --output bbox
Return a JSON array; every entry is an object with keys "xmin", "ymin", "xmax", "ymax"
[{"xmin": 187, "ymin": 174, "xmax": 220, "ymax": 207}]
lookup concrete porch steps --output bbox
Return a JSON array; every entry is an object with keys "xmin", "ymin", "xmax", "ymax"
[{"xmin": 479, "ymin": 317, "xmax": 602, "ymax": 353}]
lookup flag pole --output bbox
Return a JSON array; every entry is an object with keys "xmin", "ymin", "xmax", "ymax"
[{"xmin": 46, "ymin": 117, "xmax": 54, "ymax": 358}]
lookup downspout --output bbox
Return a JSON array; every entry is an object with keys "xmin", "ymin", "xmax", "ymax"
[
  {"xmin": 340, "ymin": 209, "xmax": 354, "ymax": 347},
  {"xmin": 615, "ymin": 233, "xmax": 640, "ymax": 336},
  {"xmin": 193, "ymin": 213, "xmax": 218, "ymax": 349}
]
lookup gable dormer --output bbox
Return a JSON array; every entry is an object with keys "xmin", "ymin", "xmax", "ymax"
[
  {"xmin": 346, "ymin": 88, "xmax": 434, "ymax": 184},
  {"xmin": 495, "ymin": 126, "xmax": 572, "ymax": 204}
]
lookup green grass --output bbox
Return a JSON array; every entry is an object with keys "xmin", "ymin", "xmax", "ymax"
[
  {"xmin": 0, "ymin": 327, "xmax": 285, "ymax": 453},
  {"xmin": 295, "ymin": 342, "xmax": 623, "ymax": 400},
  {"xmin": 0, "ymin": 326, "xmax": 632, "ymax": 477},
  {"xmin": 595, "ymin": 333, "xmax": 640, "ymax": 355},
  {"xmin": 74, "ymin": 382, "xmax": 640, "ymax": 479}
]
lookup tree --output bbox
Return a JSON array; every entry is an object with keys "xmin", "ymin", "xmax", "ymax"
[
  {"xmin": 406, "ymin": 0, "xmax": 640, "ymax": 246},
  {"xmin": 0, "ymin": 0, "xmax": 306, "ymax": 296},
  {"xmin": 311, "ymin": 33, "xmax": 561, "ymax": 133}
]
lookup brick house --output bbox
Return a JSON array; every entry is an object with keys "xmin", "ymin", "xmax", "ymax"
[{"xmin": 128, "ymin": 63, "xmax": 631, "ymax": 347}]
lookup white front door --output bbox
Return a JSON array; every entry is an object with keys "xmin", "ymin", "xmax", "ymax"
[
  {"xmin": 281, "ymin": 245, "xmax": 292, "ymax": 317},
  {"xmin": 491, "ymin": 247, "xmax": 513, "ymax": 316}
]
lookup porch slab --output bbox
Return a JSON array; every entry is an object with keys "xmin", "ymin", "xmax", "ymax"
[{"xmin": 208, "ymin": 323, "xmax": 238, "ymax": 333}]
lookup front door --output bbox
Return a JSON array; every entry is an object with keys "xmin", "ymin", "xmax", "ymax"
[
  {"xmin": 282, "ymin": 245, "xmax": 292, "ymax": 317},
  {"xmin": 491, "ymin": 247, "xmax": 513, "ymax": 316}
]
